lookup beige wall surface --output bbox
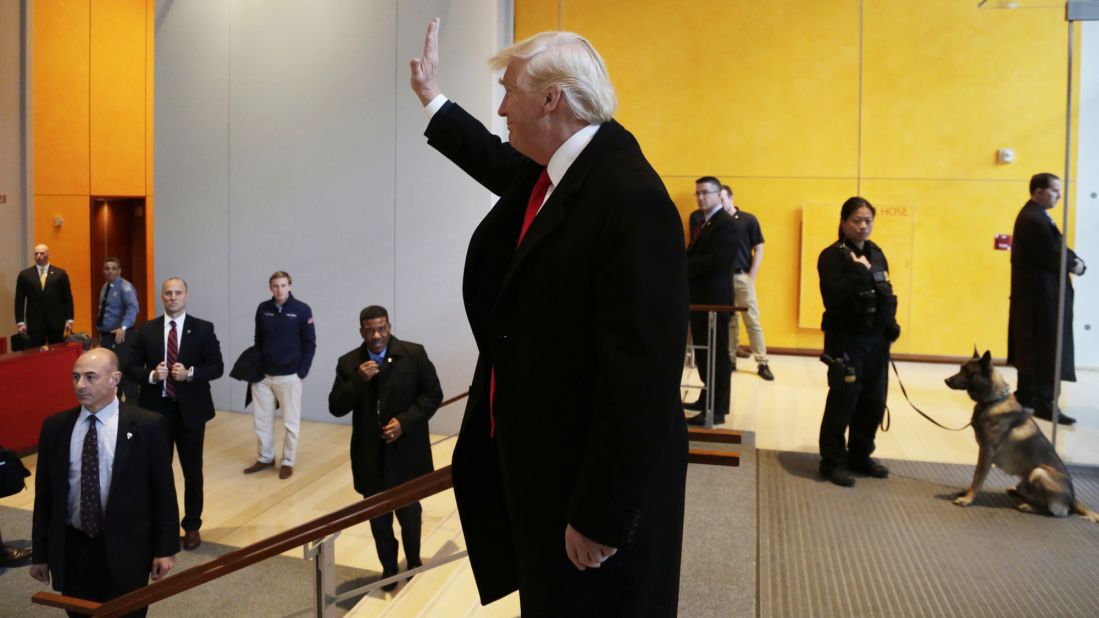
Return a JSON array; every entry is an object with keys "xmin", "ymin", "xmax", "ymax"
[{"xmin": 0, "ymin": 0, "xmax": 26, "ymax": 340}]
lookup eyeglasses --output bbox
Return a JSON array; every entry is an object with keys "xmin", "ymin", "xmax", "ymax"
[{"xmin": 694, "ymin": 189, "xmax": 718, "ymax": 197}]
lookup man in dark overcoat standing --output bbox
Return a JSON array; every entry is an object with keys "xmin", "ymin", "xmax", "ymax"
[
  {"xmin": 1008, "ymin": 172, "xmax": 1086, "ymax": 425},
  {"xmin": 409, "ymin": 18, "xmax": 690, "ymax": 617},
  {"xmin": 328, "ymin": 305, "xmax": 442, "ymax": 590}
]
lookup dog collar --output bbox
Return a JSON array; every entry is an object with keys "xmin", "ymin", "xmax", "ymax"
[{"xmin": 979, "ymin": 386, "xmax": 1012, "ymax": 405}]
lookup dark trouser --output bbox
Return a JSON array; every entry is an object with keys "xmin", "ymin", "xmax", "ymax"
[
  {"xmin": 99, "ymin": 332, "xmax": 139, "ymax": 402},
  {"xmin": 64, "ymin": 526, "xmax": 147, "ymax": 618},
  {"xmin": 819, "ymin": 330, "xmax": 889, "ymax": 469},
  {"xmin": 689, "ymin": 309, "xmax": 731, "ymax": 417},
  {"xmin": 27, "ymin": 325, "xmax": 65, "ymax": 347},
  {"xmin": 158, "ymin": 399, "xmax": 205, "ymax": 532},
  {"xmin": 368, "ymin": 501, "xmax": 422, "ymax": 573},
  {"xmin": 1015, "ymin": 371, "xmax": 1056, "ymax": 413}
]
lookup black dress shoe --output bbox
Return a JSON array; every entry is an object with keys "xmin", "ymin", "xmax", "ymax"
[
  {"xmin": 380, "ymin": 568, "xmax": 398, "ymax": 592},
  {"xmin": 182, "ymin": 529, "xmax": 202, "ymax": 550},
  {"xmin": 849, "ymin": 458, "xmax": 889, "ymax": 478},
  {"xmin": 757, "ymin": 364, "xmax": 774, "ymax": 381},
  {"xmin": 0, "ymin": 544, "xmax": 32, "ymax": 567},
  {"xmin": 686, "ymin": 413, "xmax": 708, "ymax": 426},
  {"xmin": 820, "ymin": 465, "xmax": 855, "ymax": 487},
  {"xmin": 1032, "ymin": 407, "xmax": 1076, "ymax": 425}
]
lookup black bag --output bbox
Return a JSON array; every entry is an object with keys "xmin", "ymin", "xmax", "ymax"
[
  {"xmin": 0, "ymin": 446, "xmax": 31, "ymax": 498},
  {"xmin": 66, "ymin": 331, "xmax": 94, "ymax": 351},
  {"xmin": 9, "ymin": 332, "xmax": 32, "ymax": 352}
]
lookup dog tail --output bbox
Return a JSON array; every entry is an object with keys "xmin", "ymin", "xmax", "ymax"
[{"xmin": 1072, "ymin": 500, "xmax": 1099, "ymax": 523}]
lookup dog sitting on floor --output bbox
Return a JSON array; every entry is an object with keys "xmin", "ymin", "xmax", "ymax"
[{"xmin": 945, "ymin": 349, "xmax": 1099, "ymax": 522}]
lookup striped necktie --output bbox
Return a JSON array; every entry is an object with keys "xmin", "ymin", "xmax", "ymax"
[{"xmin": 166, "ymin": 320, "xmax": 179, "ymax": 397}]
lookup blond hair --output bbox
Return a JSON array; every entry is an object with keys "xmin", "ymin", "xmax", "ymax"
[{"xmin": 490, "ymin": 31, "xmax": 617, "ymax": 124}]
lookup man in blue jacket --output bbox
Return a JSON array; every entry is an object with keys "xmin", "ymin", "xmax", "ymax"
[{"xmin": 243, "ymin": 271, "xmax": 316, "ymax": 480}]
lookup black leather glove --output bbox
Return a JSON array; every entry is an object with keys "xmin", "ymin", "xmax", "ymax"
[{"xmin": 885, "ymin": 323, "xmax": 901, "ymax": 343}]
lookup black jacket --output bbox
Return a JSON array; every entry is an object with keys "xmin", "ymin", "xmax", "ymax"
[
  {"xmin": 14, "ymin": 265, "xmax": 74, "ymax": 340},
  {"xmin": 818, "ymin": 238, "xmax": 898, "ymax": 335},
  {"xmin": 327, "ymin": 336, "xmax": 442, "ymax": 497},
  {"xmin": 127, "ymin": 315, "xmax": 224, "ymax": 428},
  {"xmin": 686, "ymin": 208, "xmax": 736, "ymax": 304},
  {"xmin": 1008, "ymin": 200, "xmax": 1079, "ymax": 381},
  {"xmin": 426, "ymin": 101, "xmax": 689, "ymax": 614},
  {"xmin": 32, "ymin": 403, "xmax": 179, "ymax": 593}
]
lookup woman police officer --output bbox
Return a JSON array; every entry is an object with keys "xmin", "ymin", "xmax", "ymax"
[{"xmin": 817, "ymin": 197, "xmax": 901, "ymax": 487}]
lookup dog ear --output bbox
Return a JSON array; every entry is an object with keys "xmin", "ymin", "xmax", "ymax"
[
  {"xmin": 980, "ymin": 350, "xmax": 992, "ymax": 369},
  {"xmin": 972, "ymin": 345, "xmax": 980, "ymax": 360}
]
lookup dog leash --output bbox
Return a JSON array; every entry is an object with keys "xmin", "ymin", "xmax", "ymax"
[{"xmin": 889, "ymin": 360, "xmax": 972, "ymax": 431}]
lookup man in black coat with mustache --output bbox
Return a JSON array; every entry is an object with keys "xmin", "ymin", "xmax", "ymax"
[{"xmin": 328, "ymin": 305, "xmax": 442, "ymax": 591}]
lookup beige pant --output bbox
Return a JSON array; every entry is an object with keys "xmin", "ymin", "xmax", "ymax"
[
  {"xmin": 251, "ymin": 374, "xmax": 302, "ymax": 466},
  {"xmin": 729, "ymin": 273, "xmax": 768, "ymax": 364}
]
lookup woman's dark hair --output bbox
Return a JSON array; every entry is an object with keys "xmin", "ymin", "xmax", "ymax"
[{"xmin": 838, "ymin": 196, "xmax": 875, "ymax": 240}]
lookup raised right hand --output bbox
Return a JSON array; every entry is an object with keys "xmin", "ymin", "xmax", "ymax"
[{"xmin": 409, "ymin": 18, "xmax": 442, "ymax": 106}]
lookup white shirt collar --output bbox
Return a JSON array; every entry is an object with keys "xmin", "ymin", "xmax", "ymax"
[
  {"xmin": 164, "ymin": 312, "xmax": 187, "ymax": 328},
  {"xmin": 546, "ymin": 123, "xmax": 601, "ymax": 187}
]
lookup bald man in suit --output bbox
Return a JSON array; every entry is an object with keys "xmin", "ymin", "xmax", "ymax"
[
  {"xmin": 31, "ymin": 349, "xmax": 179, "ymax": 616},
  {"xmin": 15, "ymin": 244, "xmax": 74, "ymax": 346}
]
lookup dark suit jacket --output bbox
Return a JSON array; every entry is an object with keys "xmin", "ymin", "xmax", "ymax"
[
  {"xmin": 328, "ymin": 336, "xmax": 442, "ymax": 497},
  {"xmin": 127, "ymin": 315, "xmax": 224, "ymax": 428},
  {"xmin": 1008, "ymin": 200, "xmax": 1079, "ymax": 381},
  {"xmin": 15, "ymin": 265, "xmax": 74, "ymax": 339},
  {"xmin": 31, "ymin": 403, "xmax": 180, "ymax": 593},
  {"xmin": 686, "ymin": 208, "xmax": 736, "ymax": 305},
  {"xmin": 426, "ymin": 101, "xmax": 689, "ymax": 613}
]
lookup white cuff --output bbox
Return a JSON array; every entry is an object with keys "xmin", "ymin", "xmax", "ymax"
[{"xmin": 424, "ymin": 94, "xmax": 448, "ymax": 119}]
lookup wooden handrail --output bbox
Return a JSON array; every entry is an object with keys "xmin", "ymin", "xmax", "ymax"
[
  {"xmin": 34, "ymin": 467, "xmax": 455, "ymax": 616},
  {"xmin": 687, "ymin": 427, "xmax": 742, "ymax": 444},
  {"xmin": 32, "ymin": 391, "xmax": 472, "ymax": 617},
  {"xmin": 33, "ymin": 388, "xmax": 739, "ymax": 614},
  {"xmin": 688, "ymin": 450, "xmax": 741, "ymax": 466}
]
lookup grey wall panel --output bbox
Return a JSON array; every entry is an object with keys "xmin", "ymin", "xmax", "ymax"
[
  {"xmin": 394, "ymin": 2, "xmax": 506, "ymax": 432},
  {"xmin": 227, "ymin": 0, "xmax": 398, "ymax": 424},
  {"xmin": 1075, "ymin": 21, "xmax": 1098, "ymax": 368},
  {"xmin": 155, "ymin": 0, "xmax": 233, "ymax": 409},
  {"xmin": 156, "ymin": 0, "xmax": 506, "ymax": 433}
]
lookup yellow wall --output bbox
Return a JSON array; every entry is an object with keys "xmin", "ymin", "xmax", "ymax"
[
  {"xmin": 32, "ymin": 0, "xmax": 156, "ymax": 331},
  {"xmin": 516, "ymin": 0, "xmax": 1077, "ymax": 357}
]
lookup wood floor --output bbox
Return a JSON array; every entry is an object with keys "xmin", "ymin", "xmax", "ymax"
[{"xmin": 4, "ymin": 354, "xmax": 1097, "ymax": 615}]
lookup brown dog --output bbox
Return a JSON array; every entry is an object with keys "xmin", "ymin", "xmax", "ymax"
[{"xmin": 945, "ymin": 349, "xmax": 1098, "ymax": 521}]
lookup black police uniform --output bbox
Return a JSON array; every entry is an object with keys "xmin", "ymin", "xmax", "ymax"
[{"xmin": 816, "ymin": 238, "xmax": 900, "ymax": 472}]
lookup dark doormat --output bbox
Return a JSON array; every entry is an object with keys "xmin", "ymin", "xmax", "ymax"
[{"xmin": 758, "ymin": 450, "xmax": 1099, "ymax": 617}]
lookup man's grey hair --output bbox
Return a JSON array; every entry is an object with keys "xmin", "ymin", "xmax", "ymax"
[{"xmin": 490, "ymin": 31, "xmax": 617, "ymax": 124}]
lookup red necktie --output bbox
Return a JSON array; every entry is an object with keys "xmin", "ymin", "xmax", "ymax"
[
  {"xmin": 490, "ymin": 169, "xmax": 552, "ymax": 438},
  {"xmin": 166, "ymin": 320, "xmax": 178, "ymax": 397},
  {"xmin": 517, "ymin": 169, "xmax": 551, "ymax": 246}
]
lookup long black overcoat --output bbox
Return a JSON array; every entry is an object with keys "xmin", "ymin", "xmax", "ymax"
[
  {"xmin": 426, "ymin": 101, "xmax": 689, "ymax": 616},
  {"xmin": 327, "ymin": 336, "xmax": 442, "ymax": 496},
  {"xmin": 1008, "ymin": 200, "xmax": 1077, "ymax": 382}
]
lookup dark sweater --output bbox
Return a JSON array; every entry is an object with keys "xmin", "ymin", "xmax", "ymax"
[{"xmin": 254, "ymin": 293, "xmax": 316, "ymax": 377}]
